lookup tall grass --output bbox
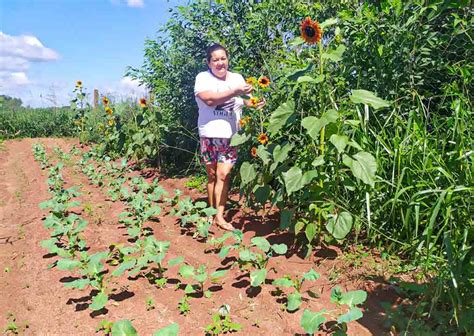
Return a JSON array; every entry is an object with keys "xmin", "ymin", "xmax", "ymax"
[{"xmin": 0, "ymin": 106, "xmax": 76, "ymax": 139}]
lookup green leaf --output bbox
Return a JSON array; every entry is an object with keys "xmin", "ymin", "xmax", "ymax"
[
  {"xmin": 63, "ymin": 278, "xmax": 89, "ymax": 289},
  {"xmin": 179, "ymin": 264, "xmax": 194, "ymax": 279},
  {"xmin": 267, "ymin": 100, "xmax": 295, "ymax": 135},
  {"xmin": 301, "ymin": 309, "xmax": 327, "ymax": 334},
  {"xmin": 312, "ymin": 155, "xmax": 325, "ymax": 167},
  {"xmin": 256, "ymin": 145, "xmax": 271, "ymax": 164},
  {"xmin": 273, "ymin": 277, "xmax": 294, "ymax": 288},
  {"xmin": 89, "ymin": 292, "xmax": 108, "ymax": 311},
  {"xmin": 340, "ymin": 290, "xmax": 367, "ymax": 307},
  {"xmin": 56, "ymin": 258, "xmax": 81, "ymax": 271},
  {"xmin": 297, "ymin": 75, "xmax": 325, "ymax": 84},
  {"xmin": 287, "ymin": 291, "xmax": 302, "ymax": 312},
  {"xmin": 287, "ymin": 63, "xmax": 314, "ymax": 81},
  {"xmin": 349, "ymin": 89, "xmax": 390, "ymax": 110},
  {"xmin": 250, "ymin": 268, "xmax": 267, "ymax": 287},
  {"xmin": 271, "ymin": 243, "xmax": 288, "ymax": 255},
  {"xmin": 240, "ymin": 162, "xmax": 256, "ymax": 185},
  {"xmin": 254, "ymin": 185, "xmax": 271, "ymax": 204},
  {"xmin": 329, "ymin": 134, "xmax": 349, "ymax": 153},
  {"xmin": 218, "ymin": 245, "xmax": 231, "ymax": 259},
  {"xmin": 112, "ymin": 320, "xmax": 138, "ymax": 336},
  {"xmin": 303, "ymin": 269, "xmax": 320, "ymax": 281},
  {"xmin": 289, "ymin": 36, "xmax": 304, "ymax": 46},
  {"xmin": 305, "ymin": 222, "xmax": 316, "ymax": 243},
  {"xmin": 326, "ymin": 211, "xmax": 353, "ymax": 240},
  {"xmin": 337, "ymin": 307, "xmax": 363, "ymax": 323},
  {"xmin": 302, "ymin": 170, "xmax": 318, "ymax": 185},
  {"xmin": 273, "ymin": 143, "xmax": 293, "ymax": 163},
  {"xmin": 251, "ymin": 237, "xmax": 271, "ymax": 252},
  {"xmin": 184, "ymin": 284, "xmax": 196, "ymax": 294},
  {"xmin": 230, "ymin": 132, "xmax": 250, "ymax": 146},
  {"xmin": 168, "ymin": 256, "xmax": 184, "ymax": 267},
  {"xmin": 320, "ymin": 17, "xmax": 338, "ymax": 28},
  {"xmin": 322, "ymin": 45, "xmax": 346, "ymax": 62},
  {"xmin": 342, "ymin": 151, "xmax": 377, "ymax": 187},
  {"xmin": 279, "ymin": 209, "xmax": 293, "ymax": 230},
  {"xmin": 282, "ymin": 166, "xmax": 304, "ymax": 195},
  {"xmin": 112, "ymin": 260, "xmax": 136, "ymax": 276},
  {"xmin": 210, "ymin": 269, "xmax": 228, "ymax": 279},
  {"xmin": 239, "ymin": 249, "xmax": 255, "ymax": 262},
  {"xmin": 302, "ymin": 117, "xmax": 326, "ymax": 140}
]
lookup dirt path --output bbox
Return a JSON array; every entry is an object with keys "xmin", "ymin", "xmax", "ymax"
[{"xmin": 0, "ymin": 138, "xmax": 392, "ymax": 335}]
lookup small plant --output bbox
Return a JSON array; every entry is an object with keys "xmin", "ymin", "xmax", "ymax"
[
  {"xmin": 300, "ymin": 286, "xmax": 367, "ymax": 335},
  {"xmin": 272, "ymin": 269, "xmax": 320, "ymax": 312},
  {"xmin": 178, "ymin": 295, "xmax": 191, "ymax": 315},
  {"xmin": 179, "ymin": 263, "xmax": 227, "ymax": 297},
  {"xmin": 205, "ymin": 305, "xmax": 242, "ymax": 335},
  {"xmin": 185, "ymin": 174, "xmax": 207, "ymax": 193},
  {"xmin": 145, "ymin": 296, "xmax": 155, "ymax": 311}
]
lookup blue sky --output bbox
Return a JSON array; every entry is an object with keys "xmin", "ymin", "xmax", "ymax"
[{"xmin": 0, "ymin": 0, "xmax": 185, "ymax": 107}]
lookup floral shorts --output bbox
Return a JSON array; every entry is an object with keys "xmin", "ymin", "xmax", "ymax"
[{"xmin": 200, "ymin": 137, "xmax": 237, "ymax": 165}]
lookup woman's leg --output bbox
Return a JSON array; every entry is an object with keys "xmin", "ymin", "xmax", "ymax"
[
  {"xmin": 214, "ymin": 162, "xmax": 234, "ymax": 229},
  {"xmin": 205, "ymin": 163, "xmax": 217, "ymax": 208}
]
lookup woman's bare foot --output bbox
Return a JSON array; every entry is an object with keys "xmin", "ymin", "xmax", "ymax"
[{"xmin": 214, "ymin": 216, "xmax": 234, "ymax": 231}]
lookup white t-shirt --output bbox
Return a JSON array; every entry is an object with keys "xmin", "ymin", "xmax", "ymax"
[{"xmin": 194, "ymin": 70, "xmax": 245, "ymax": 138}]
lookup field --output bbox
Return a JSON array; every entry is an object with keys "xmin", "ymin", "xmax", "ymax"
[
  {"xmin": 1, "ymin": 1, "xmax": 472, "ymax": 335},
  {"xmin": 0, "ymin": 138, "xmax": 407, "ymax": 335}
]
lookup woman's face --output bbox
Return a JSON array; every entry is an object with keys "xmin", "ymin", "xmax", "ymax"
[{"xmin": 207, "ymin": 49, "xmax": 228, "ymax": 80}]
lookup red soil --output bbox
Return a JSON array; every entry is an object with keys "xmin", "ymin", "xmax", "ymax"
[{"xmin": 0, "ymin": 138, "xmax": 397, "ymax": 335}]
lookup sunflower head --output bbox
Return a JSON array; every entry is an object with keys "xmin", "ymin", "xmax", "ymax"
[
  {"xmin": 246, "ymin": 77, "xmax": 257, "ymax": 85},
  {"xmin": 301, "ymin": 17, "xmax": 322, "ymax": 44},
  {"xmin": 258, "ymin": 76, "xmax": 270, "ymax": 88},
  {"xmin": 239, "ymin": 118, "xmax": 247, "ymax": 127},
  {"xmin": 75, "ymin": 80, "xmax": 83, "ymax": 88},
  {"xmin": 108, "ymin": 119, "xmax": 114, "ymax": 126},
  {"xmin": 105, "ymin": 107, "xmax": 113, "ymax": 115},
  {"xmin": 257, "ymin": 133, "xmax": 269, "ymax": 145},
  {"xmin": 139, "ymin": 98, "xmax": 147, "ymax": 108},
  {"xmin": 102, "ymin": 96, "xmax": 109, "ymax": 105},
  {"xmin": 249, "ymin": 96, "xmax": 259, "ymax": 107},
  {"xmin": 251, "ymin": 147, "xmax": 257, "ymax": 157}
]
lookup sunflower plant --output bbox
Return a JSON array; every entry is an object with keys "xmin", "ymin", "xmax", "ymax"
[{"xmin": 232, "ymin": 16, "xmax": 389, "ymax": 253}]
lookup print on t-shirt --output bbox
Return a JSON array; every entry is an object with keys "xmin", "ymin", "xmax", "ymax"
[{"xmin": 214, "ymin": 99, "xmax": 236, "ymax": 118}]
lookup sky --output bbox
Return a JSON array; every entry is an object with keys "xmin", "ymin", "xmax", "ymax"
[{"xmin": 0, "ymin": 0, "xmax": 185, "ymax": 107}]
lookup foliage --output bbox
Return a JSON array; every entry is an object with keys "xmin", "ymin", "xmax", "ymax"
[{"xmin": 0, "ymin": 104, "xmax": 76, "ymax": 139}]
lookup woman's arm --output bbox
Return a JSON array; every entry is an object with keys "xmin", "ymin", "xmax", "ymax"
[{"xmin": 197, "ymin": 84, "xmax": 253, "ymax": 106}]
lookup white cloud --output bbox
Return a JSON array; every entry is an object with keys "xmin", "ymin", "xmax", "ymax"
[
  {"xmin": 0, "ymin": 56, "xmax": 29, "ymax": 71},
  {"xmin": 0, "ymin": 32, "xmax": 59, "ymax": 61},
  {"xmin": 126, "ymin": 0, "xmax": 145, "ymax": 8},
  {"xmin": 98, "ymin": 76, "xmax": 147, "ymax": 102},
  {"xmin": 0, "ymin": 71, "xmax": 31, "ymax": 89},
  {"xmin": 109, "ymin": 0, "xmax": 145, "ymax": 8}
]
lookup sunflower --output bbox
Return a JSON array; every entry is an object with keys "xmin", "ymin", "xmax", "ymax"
[
  {"xmin": 257, "ymin": 133, "xmax": 268, "ymax": 145},
  {"xmin": 246, "ymin": 77, "xmax": 257, "ymax": 85},
  {"xmin": 108, "ymin": 119, "xmax": 114, "ymax": 126},
  {"xmin": 257, "ymin": 76, "xmax": 270, "ymax": 88},
  {"xmin": 301, "ymin": 17, "xmax": 322, "ymax": 44},
  {"xmin": 105, "ymin": 107, "xmax": 113, "ymax": 115},
  {"xmin": 75, "ymin": 80, "xmax": 83, "ymax": 88},
  {"xmin": 102, "ymin": 96, "xmax": 109, "ymax": 105},
  {"xmin": 251, "ymin": 147, "xmax": 257, "ymax": 157},
  {"xmin": 239, "ymin": 118, "xmax": 247, "ymax": 127},
  {"xmin": 249, "ymin": 96, "xmax": 259, "ymax": 107},
  {"xmin": 139, "ymin": 98, "xmax": 147, "ymax": 108}
]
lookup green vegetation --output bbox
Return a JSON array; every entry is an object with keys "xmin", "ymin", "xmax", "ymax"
[
  {"xmin": 12, "ymin": 0, "xmax": 473, "ymax": 334},
  {"xmin": 0, "ymin": 98, "xmax": 76, "ymax": 139}
]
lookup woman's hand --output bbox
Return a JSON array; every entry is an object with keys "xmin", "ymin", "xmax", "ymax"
[
  {"xmin": 234, "ymin": 84, "xmax": 253, "ymax": 96},
  {"xmin": 256, "ymin": 97, "xmax": 266, "ymax": 109}
]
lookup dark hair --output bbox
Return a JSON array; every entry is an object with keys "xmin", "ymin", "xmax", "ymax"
[{"xmin": 206, "ymin": 43, "xmax": 228, "ymax": 62}]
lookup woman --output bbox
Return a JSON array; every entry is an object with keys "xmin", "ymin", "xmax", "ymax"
[{"xmin": 194, "ymin": 43, "xmax": 264, "ymax": 230}]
